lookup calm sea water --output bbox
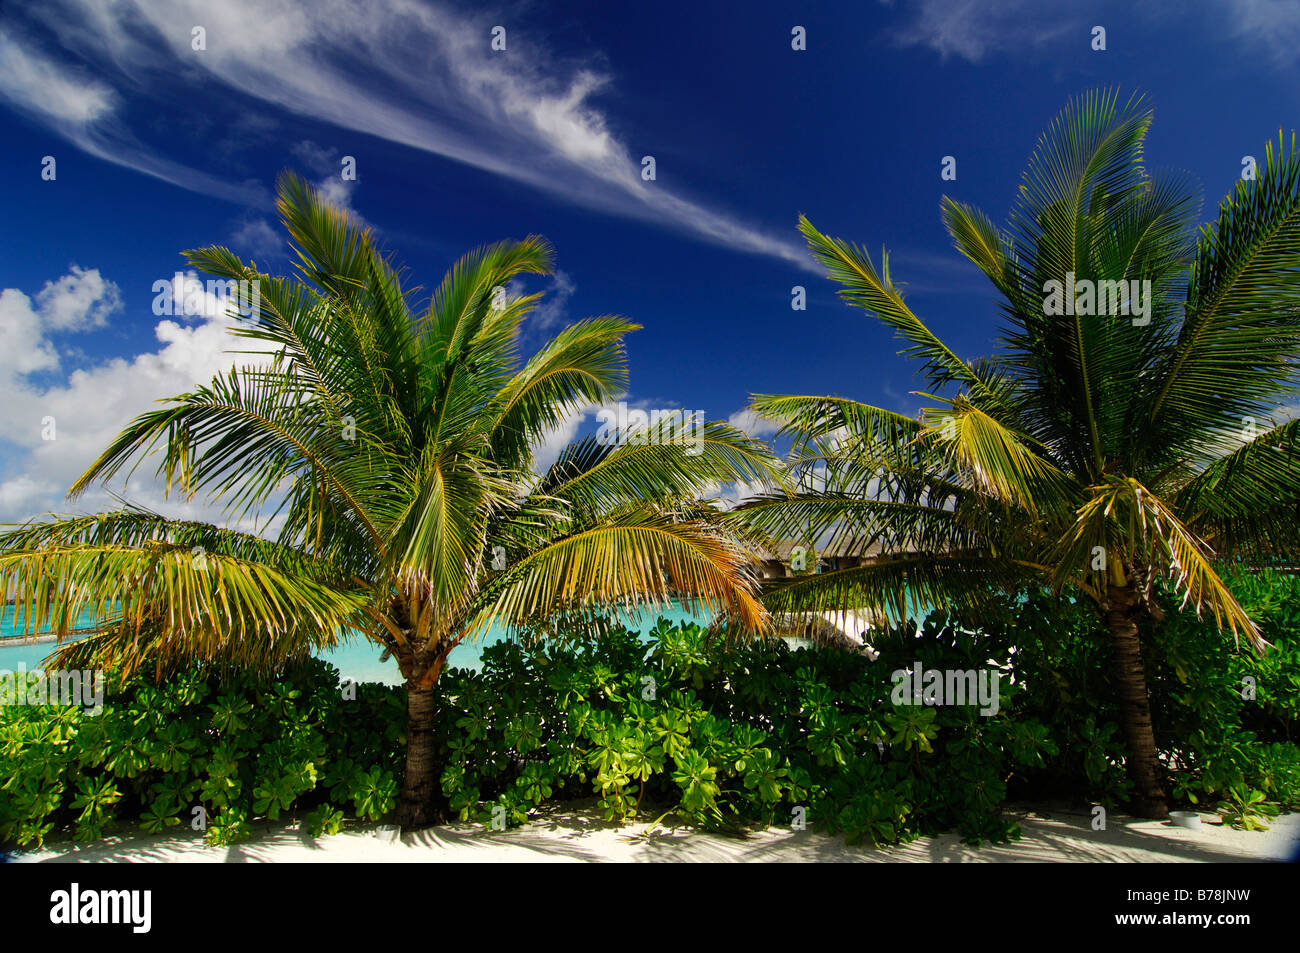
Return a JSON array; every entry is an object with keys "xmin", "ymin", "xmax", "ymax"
[{"xmin": 0, "ymin": 604, "xmax": 713, "ymax": 686}]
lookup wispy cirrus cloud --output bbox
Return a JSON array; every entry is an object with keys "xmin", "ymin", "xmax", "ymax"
[
  {"xmin": 2, "ymin": 0, "xmax": 814, "ymax": 269},
  {"xmin": 883, "ymin": 0, "xmax": 1300, "ymax": 66},
  {"xmin": 229, "ymin": 217, "xmax": 284, "ymax": 260},
  {"xmin": 0, "ymin": 27, "xmax": 115, "ymax": 122},
  {"xmin": 882, "ymin": 0, "xmax": 1079, "ymax": 63},
  {"xmin": 0, "ymin": 23, "xmax": 267, "ymax": 205},
  {"xmin": 507, "ymin": 269, "xmax": 578, "ymax": 342},
  {"xmin": 1218, "ymin": 0, "xmax": 1300, "ymax": 63},
  {"xmin": 288, "ymin": 139, "xmax": 374, "ymax": 233}
]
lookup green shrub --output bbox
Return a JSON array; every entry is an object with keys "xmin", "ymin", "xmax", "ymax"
[
  {"xmin": 4, "ymin": 566, "xmax": 1298, "ymax": 852},
  {"xmin": 432, "ymin": 618, "xmax": 1055, "ymax": 846},
  {"xmin": 967, "ymin": 567, "xmax": 1300, "ymax": 817},
  {"xmin": 431, "ymin": 568, "xmax": 1300, "ymax": 844},
  {"xmin": 0, "ymin": 658, "xmax": 404, "ymax": 849}
]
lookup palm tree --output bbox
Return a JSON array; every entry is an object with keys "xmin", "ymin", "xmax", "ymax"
[
  {"xmin": 0, "ymin": 173, "xmax": 783, "ymax": 829},
  {"xmin": 738, "ymin": 90, "xmax": 1300, "ymax": 818}
]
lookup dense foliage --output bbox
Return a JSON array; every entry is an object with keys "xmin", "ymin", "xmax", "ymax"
[
  {"xmin": 3, "ymin": 568, "xmax": 1296, "ymax": 852},
  {"xmin": 976, "ymin": 568, "xmax": 1300, "ymax": 825},
  {"xmin": 0, "ymin": 661, "xmax": 406, "ymax": 849}
]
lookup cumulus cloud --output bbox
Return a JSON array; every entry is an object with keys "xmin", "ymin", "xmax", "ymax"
[
  {"xmin": 34, "ymin": 266, "xmax": 123, "ymax": 331},
  {"xmin": 527, "ymin": 395, "xmax": 717, "ymax": 478},
  {"xmin": 727, "ymin": 407, "xmax": 781, "ymax": 440},
  {"xmin": 0, "ymin": 289, "xmax": 63, "ymax": 378},
  {"xmin": 529, "ymin": 403, "xmax": 594, "ymax": 477},
  {"xmin": 0, "ymin": 267, "xmax": 122, "ymax": 382},
  {"xmin": 700, "ymin": 476, "xmax": 777, "ymax": 511},
  {"xmin": 0, "ymin": 268, "xmax": 274, "ymax": 526}
]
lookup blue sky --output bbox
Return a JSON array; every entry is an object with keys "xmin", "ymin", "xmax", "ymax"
[{"xmin": 0, "ymin": 0, "xmax": 1297, "ymax": 524}]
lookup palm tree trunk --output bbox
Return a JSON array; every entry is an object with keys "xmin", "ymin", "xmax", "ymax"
[
  {"xmin": 396, "ymin": 684, "xmax": 439, "ymax": 829},
  {"xmin": 1104, "ymin": 585, "xmax": 1169, "ymax": 819}
]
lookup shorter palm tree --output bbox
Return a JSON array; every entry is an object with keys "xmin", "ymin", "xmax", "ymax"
[
  {"xmin": 739, "ymin": 90, "xmax": 1300, "ymax": 818},
  {"xmin": 0, "ymin": 174, "xmax": 783, "ymax": 828}
]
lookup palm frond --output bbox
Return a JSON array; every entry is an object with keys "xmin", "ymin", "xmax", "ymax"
[
  {"xmin": 922, "ymin": 396, "xmax": 1078, "ymax": 516},
  {"xmin": 759, "ymin": 551, "xmax": 1030, "ymax": 628},
  {"xmin": 1052, "ymin": 477, "xmax": 1260, "ymax": 646},
  {"xmin": 470, "ymin": 509, "xmax": 767, "ymax": 639},
  {"xmin": 536, "ymin": 417, "xmax": 786, "ymax": 513},
  {"xmin": 1149, "ymin": 132, "xmax": 1300, "ymax": 453},
  {"xmin": 491, "ymin": 316, "xmax": 636, "ymax": 468},
  {"xmin": 1176, "ymin": 415, "xmax": 1300, "ymax": 558},
  {"xmin": 798, "ymin": 216, "xmax": 1015, "ymax": 417},
  {"xmin": 0, "ymin": 515, "xmax": 368, "ymax": 677}
]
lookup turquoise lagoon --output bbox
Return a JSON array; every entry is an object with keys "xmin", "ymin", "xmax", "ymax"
[{"xmin": 0, "ymin": 604, "xmax": 714, "ymax": 686}]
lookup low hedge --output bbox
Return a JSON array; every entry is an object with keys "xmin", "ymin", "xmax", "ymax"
[{"xmin": 2, "ymin": 567, "xmax": 1297, "ymax": 850}]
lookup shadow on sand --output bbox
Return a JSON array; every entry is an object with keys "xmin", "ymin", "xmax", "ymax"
[{"xmin": 21, "ymin": 800, "xmax": 1298, "ymax": 864}]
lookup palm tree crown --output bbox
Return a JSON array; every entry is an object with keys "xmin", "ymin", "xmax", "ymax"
[
  {"xmin": 1, "ymin": 172, "xmax": 783, "ymax": 826},
  {"xmin": 741, "ymin": 89, "xmax": 1300, "ymax": 816}
]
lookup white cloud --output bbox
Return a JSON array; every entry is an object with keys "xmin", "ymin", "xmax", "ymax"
[
  {"xmin": 0, "ymin": 268, "xmax": 274, "ymax": 525},
  {"xmin": 12, "ymin": 0, "xmax": 811, "ymax": 269},
  {"xmin": 524, "ymin": 70, "xmax": 617, "ymax": 163},
  {"xmin": 708, "ymin": 407, "xmax": 789, "ymax": 510},
  {"xmin": 527, "ymin": 400, "xmax": 795, "ymax": 508},
  {"xmin": 34, "ymin": 266, "xmax": 123, "ymax": 331},
  {"xmin": 1219, "ymin": 0, "xmax": 1300, "ymax": 62},
  {"xmin": 885, "ymin": 0, "xmax": 1077, "ymax": 62},
  {"xmin": 0, "ymin": 28, "xmax": 115, "ymax": 122},
  {"xmin": 727, "ymin": 407, "xmax": 781, "ymax": 440},
  {"xmin": 289, "ymin": 140, "xmax": 339, "ymax": 173},
  {"xmin": 529, "ymin": 404, "xmax": 593, "ymax": 476},
  {"xmin": 526, "ymin": 270, "xmax": 576, "ymax": 333},
  {"xmin": 230, "ymin": 217, "xmax": 282, "ymax": 260},
  {"xmin": 0, "ymin": 267, "xmax": 121, "ymax": 382},
  {"xmin": 527, "ymin": 395, "xmax": 712, "ymax": 477},
  {"xmin": 0, "ymin": 289, "xmax": 62, "ymax": 377},
  {"xmin": 0, "ymin": 475, "xmax": 59, "ymax": 517},
  {"xmin": 701, "ymin": 476, "xmax": 776, "ymax": 511},
  {"xmin": 290, "ymin": 140, "xmax": 371, "ymax": 231},
  {"xmin": 0, "ymin": 19, "xmax": 265, "ymax": 205},
  {"xmin": 885, "ymin": 0, "xmax": 1300, "ymax": 66},
  {"xmin": 150, "ymin": 269, "xmax": 254, "ymax": 322}
]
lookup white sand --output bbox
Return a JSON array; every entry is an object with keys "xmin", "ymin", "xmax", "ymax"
[{"xmin": 17, "ymin": 802, "xmax": 1299, "ymax": 863}]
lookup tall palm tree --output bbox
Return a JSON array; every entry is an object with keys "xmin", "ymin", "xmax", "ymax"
[
  {"xmin": 738, "ymin": 90, "xmax": 1300, "ymax": 818},
  {"xmin": 0, "ymin": 173, "xmax": 782, "ymax": 829}
]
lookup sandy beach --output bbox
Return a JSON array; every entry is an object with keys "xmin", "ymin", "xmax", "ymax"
[{"xmin": 16, "ymin": 802, "xmax": 1299, "ymax": 864}]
